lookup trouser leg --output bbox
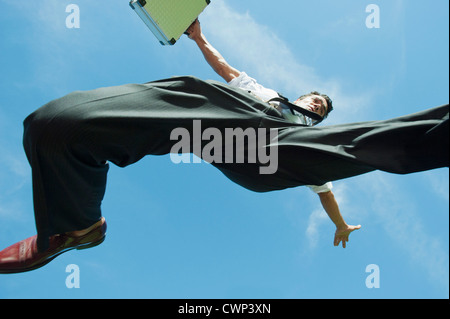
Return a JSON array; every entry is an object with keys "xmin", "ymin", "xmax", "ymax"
[
  {"xmin": 23, "ymin": 76, "xmax": 275, "ymax": 251},
  {"xmin": 214, "ymin": 104, "xmax": 449, "ymax": 192},
  {"xmin": 23, "ymin": 74, "xmax": 448, "ymax": 250}
]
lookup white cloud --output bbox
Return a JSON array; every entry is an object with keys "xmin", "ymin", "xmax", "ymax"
[
  {"xmin": 423, "ymin": 170, "xmax": 450, "ymax": 202},
  {"xmin": 3, "ymin": 0, "xmax": 107, "ymax": 95},
  {"xmin": 0, "ymin": 146, "xmax": 31, "ymax": 217},
  {"xmin": 0, "ymin": 145, "xmax": 30, "ymax": 221},
  {"xmin": 363, "ymin": 173, "xmax": 448, "ymax": 287},
  {"xmin": 304, "ymin": 172, "xmax": 448, "ymax": 288},
  {"xmin": 305, "ymin": 208, "xmax": 328, "ymax": 250}
]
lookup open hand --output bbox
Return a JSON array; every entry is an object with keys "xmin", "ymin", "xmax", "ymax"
[{"xmin": 334, "ymin": 224, "xmax": 361, "ymax": 248}]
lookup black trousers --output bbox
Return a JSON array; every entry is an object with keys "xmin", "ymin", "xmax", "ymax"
[{"xmin": 23, "ymin": 76, "xmax": 449, "ymax": 251}]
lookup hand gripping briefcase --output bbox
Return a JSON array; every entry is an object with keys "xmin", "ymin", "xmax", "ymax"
[{"xmin": 129, "ymin": 0, "xmax": 211, "ymax": 45}]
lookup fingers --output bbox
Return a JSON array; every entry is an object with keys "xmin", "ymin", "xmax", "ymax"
[
  {"xmin": 334, "ymin": 236, "xmax": 345, "ymax": 248},
  {"xmin": 333, "ymin": 224, "xmax": 362, "ymax": 248},
  {"xmin": 334, "ymin": 237, "xmax": 339, "ymax": 247},
  {"xmin": 336, "ymin": 237, "xmax": 347, "ymax": 248},
  {"xmin": 186, "ymin": 19, "xmax": 200, "ymax": 38},
  {"xmin": 190, "ymin": 19, "xmax": 200, "ymax": 30},
  {"xmin": 334, "ymin": 234, "xmax": 350, "ymax": 248}
]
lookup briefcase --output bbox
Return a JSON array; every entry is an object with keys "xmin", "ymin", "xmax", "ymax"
[{"xmin": 129, "ymin": 0, "xmax": 211, "ymax": 45}]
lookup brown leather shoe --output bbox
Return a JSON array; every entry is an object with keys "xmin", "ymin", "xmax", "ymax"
[{"xmin": 0, "ymin": 218, "xmax": 106, "ymax": 274}]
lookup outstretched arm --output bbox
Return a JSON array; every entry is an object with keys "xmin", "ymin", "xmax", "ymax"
[
  {"xmin": 318, "ymin": 191, "xmax": 361, "ymax": 248},
  {"xmin": 186, "ymin": 19, "xmax": 240, "ymax": 82}
]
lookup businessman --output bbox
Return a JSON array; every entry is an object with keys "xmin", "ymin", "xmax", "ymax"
[{"xmin": 0, "ymin": 20, "xmax": 447, "ymax": 274}]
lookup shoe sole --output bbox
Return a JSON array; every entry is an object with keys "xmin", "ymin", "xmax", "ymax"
[{"xmin": 0, "ymin": 235, "xmax": 106, "ymax": 274}]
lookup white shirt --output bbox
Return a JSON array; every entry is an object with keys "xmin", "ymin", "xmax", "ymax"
[
  {"xmin": 228, "ymin": 72, "xmax": 333, "ymax": 194},
  {"xmin": 228, "ymin": 72, "xmax": 314, "ymax": 125}
]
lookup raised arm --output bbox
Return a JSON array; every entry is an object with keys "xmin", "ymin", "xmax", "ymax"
[{"xmin": 186, "ymin": 20, "xmax": 240, "ymax": 83}]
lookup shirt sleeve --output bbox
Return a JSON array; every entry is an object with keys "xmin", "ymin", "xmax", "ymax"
[
  {"xmin": 307, "ymin": 182, "xmax": 333, "ymax": 194},
  {"xmin": 228, "ymin": 72, "xmax": 279, "ymax": 101},
  {"xmin": 228, "ymin": 72, "xmax": 255, "ymax": 89}
]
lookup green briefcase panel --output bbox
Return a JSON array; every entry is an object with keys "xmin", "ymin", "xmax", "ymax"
[{"xmin": 130, "ymin": 0, "xmax": 211, "ymax": 45}]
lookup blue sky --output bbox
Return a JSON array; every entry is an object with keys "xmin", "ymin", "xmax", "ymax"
[{"xmin": 0, "ymin": 0, "xmax": 448, "ymax": 299}]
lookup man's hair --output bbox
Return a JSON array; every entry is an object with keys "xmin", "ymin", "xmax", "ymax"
[{"xmin": 297, "ymin": 91, "xmax": 333, "ymax": 118}]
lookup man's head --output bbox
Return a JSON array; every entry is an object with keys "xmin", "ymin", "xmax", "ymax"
[{"xmin": 294, "ymin": 91, "xmax": 333, "ymax": 122}]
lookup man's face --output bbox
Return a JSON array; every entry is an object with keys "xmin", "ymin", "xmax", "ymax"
[{"xmin": 293, "ymin": 95, "xmax": 328, "ymax": 118}]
